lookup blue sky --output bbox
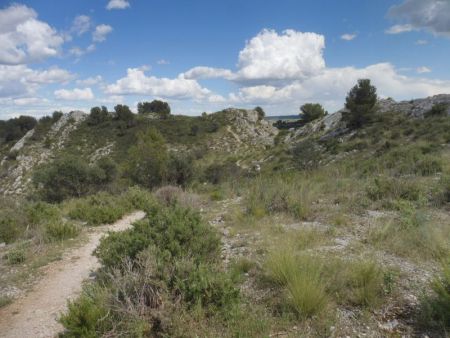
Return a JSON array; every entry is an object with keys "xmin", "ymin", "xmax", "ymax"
[{"xmin": 1, "ymin": 0, "xmax": 450, "ymax": 118}]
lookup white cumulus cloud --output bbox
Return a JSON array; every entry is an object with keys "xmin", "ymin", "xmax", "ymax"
[
  {"xmin": 92, "ymin": 24, "xmax": 113, "ymax": 42},
  {"xmin": 106, "ymin": 0, "xmax": 130, "ymax": 10},
  {"xmin": 105, "ymin": 67, "xmax": 214, "ymax": 100},
  {"xmin": 54, "ymin": 87, "xmax": 94, "ymax": 101},
  {"xmin": 236, "ymin": 29, "xmax": 325, "ymax": 82},
  {"xmin": 0, "ymin": 4, "xmax": 64, "ymax": 65}
]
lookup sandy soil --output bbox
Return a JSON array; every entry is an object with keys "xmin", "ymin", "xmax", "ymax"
[{"xmin": 0, "ymin": 211, "xmax": 145, "ymax": 338}]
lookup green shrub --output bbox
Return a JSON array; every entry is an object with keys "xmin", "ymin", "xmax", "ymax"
[
  {"xmin": 67, "ymin": 192, "xmax": 128, "ymax": 226},
  {"xmin": 59, "ymin": 286, "xmax": 112, "ymax": 337},
  {"xmin": 366, "ymin": 176, "xmax": 424, "ymax": 204},
  {"xmin": 173, "ymin": 260, "xmax": 240, "ymax": 314},
  {"xmin": 5, "ymin": 247, "xmax": 26, "ymax": 265},
  {"xmin": 421, "ymin": 260, "xmax": 450, "ymax": 330},
  {"xmin": 26, "ymin": 201, "xmax": 60, "ymax": 225},
  {"xmin": 291, "ymin": 140, "xmax": 322, "ymax": 170},
  {"xmin": 44, "ymin": 221, "xmax": 79, "ymax": 242},
  {"xmin": 95, "ymin": 206, "xmax": 220, "ymax": 269},
  {"xmin": 424, "ymin": 103, "xmax": 448, "ymax": 118},
  {"xmin": 0, "ymin": 295, "xmax": 12, "ymax": 308},
  {"xmin": 0, "ymin": 213, "xmax": 23, "ymax": 244}
]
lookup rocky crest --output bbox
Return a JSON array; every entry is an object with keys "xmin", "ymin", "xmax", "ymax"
[{"xmin": 378, "ymin": 94, "xmax": 450, "ymax": 117}]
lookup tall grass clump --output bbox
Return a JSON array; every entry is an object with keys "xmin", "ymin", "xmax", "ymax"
[
  {"xmin": 420, "ymin": 260, "xmax": 450, "ymax": 331},
  {"xmin": 264, "ymin": 248, "xmax": 328, "ymax": 318},
  {"xmin": 246, "ymin": 174, "xmax": 316, "ymax": 220},
  {"xmin": 369, "ymin": 204, "xmax": 449, "ymax": 260},
  {"xmin": 44, "ymin": 221, "xmax": 80, "ymax": 242}
]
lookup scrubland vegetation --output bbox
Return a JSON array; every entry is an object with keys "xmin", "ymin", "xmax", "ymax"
[{"xmin": 1, "ymin": 86, "xmax": 450, "ymax": 336}]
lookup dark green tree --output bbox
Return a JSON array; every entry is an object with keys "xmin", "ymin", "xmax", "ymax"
[
  {"xmin": 254, "ymin": 106, "xmax": 265, "ymax": 120},
  {"xmin": 137, "ymin": 100, "xmax": 171, "ymax": 119},
  {"xmin": 342, "ymin": 79, "xmax": 378, "ymax": 129},
  {"xmin": 88, "ymin": 106, "xmax": 109, "ymax": 125},
  {"xmin": 300, "ymin": 103, "xmax": 327, "ymax": 123},
  {"xmin": 126, "ymin": 128, "xmax": 168, "ymax": 188},
  {"xmin": 114, "ymin": 104, "xmax": 135, "ymax": 128}
]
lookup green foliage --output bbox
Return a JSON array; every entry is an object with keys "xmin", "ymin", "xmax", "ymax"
[
  {"xmin": 5, "ymin": 247, "xmax": 26, "ymax": 265},
  {"xmin": 424, "ymin": 103, "xmax": 448, "ymax": 118},
  {"xmin": 245, "ymin": 175, "xmax": 315, "ymax": 220},
  {"xmin": 369, "ymin": 205, "xmax": 448, "ymax": 260},
  {"xmin": 114, "ymin": 104, "xmax": 134, "ymax": 127},
  {"xmin": 95, "ymin": 206, "xmax": 220, "ymax": 269},
  {"xmin": 0, "ymin": 115, "xmax": 37, "ymax": 144},
  {"xmin": 343, "ymin": 79, "xmax": 378, "ymax": 129},
  {"xmin": 300, "ymin": 103, "xmax": 327, "ymax": 123},
  {"xmin": 137, "ymin": 100, "xmax": 171, "ymax": 119},
  {"xmin": 174, "ymin": 260, "xmax": 240, "ymax": 313},
  {"xmin": 126, "ymin": 128, "xmax": 168, "ymax": 189},
  {"xmin": 33, "ymin": 155, "xmax": 116, "ymax": 202},
  {"xmin": 421, "ymin": 260, "xmax": 450, "ymax": 330},
  {"xmin": 291, "ymin": 139, "xmax": 322, "ymax": 170},
  {"xmin": 87, "ymin": 106, "xmax": 109, "ymax": 125},
  {"xmin": 167, "ymin": 153, "xmax": 194, "ymax": 187},
  {"xmin": 265, "ymin": 250, "xmax": 328, "ymax": 318},
  {"xmin": 204, "ymin": 162, "xmax": 243, "ymax": 185},
  {"xmin": 254, "ymin": 106, "xmax": 265, "ymax": 120},
  {"xmin": 366, "ymin": 176, "xmax": 424, "ymax": 204},
  {"xmin": 66, "ymin": 189, "xmax": 155, "ymax": 226},
  {"xmin": 44, "ymin": 221, "xmax": 80, "ymax": 242},
  {"xmin": 25, "ymin": 201, "xmax": 60, "ymax": 225},
  {"xmin": 59, "ymin": 285, "xmax": 111, "ymax": 337}
]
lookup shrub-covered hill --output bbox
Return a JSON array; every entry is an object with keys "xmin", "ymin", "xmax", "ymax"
[{"xmin": 0, "ymin": 107, "xmax": 277, "ymax": 198}]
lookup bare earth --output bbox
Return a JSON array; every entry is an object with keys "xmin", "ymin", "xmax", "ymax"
[{"xmin": 0, "ymin": 211, "xmax": 145, "ymax": 338}]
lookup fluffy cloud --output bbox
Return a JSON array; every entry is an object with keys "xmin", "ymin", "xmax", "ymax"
[
  {"xmin": 388, "ymin": 0, "xmax": 450, "ymax": 36},
  {"xmin": 105, "ymin": 67, "xmax": 213, "ymax": 100},
  {"xmin": 229, "ymin": 63, "xmax": 450, "ymax": 111},
  {"xmin": 106, "ymin": 0, "xmax": 130, "ymax": 10},
  {"xmin": 93, "ymin": 24, "xmax": 113, "ymax": 42},
  {"xmin": 0, "ymin": 65, "xmax": 74, "ymax": 98},
  {"xmin": 71, "ymin": 15, "xmax": 91, "ymax": 36},
  {"xmin": 236, "ymin": 29, "xmax": 325, "ymax": 82},
  {"xmin": 0, "ymin": 4, "xmax": 64, "ymax": 65},
  {"xmin": 341, "ymin": 33, "xmax": 357, "ymax": 41},
  {"xmin": 183, "ymin": 29, "xmax": 325, "ymax": 84},
  {"xmin": 54, "ymin": 87, "xmax": 94, "ymax": 101}
]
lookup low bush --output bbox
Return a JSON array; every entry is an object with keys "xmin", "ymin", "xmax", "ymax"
[
  {"xmin": 44, "ymin": 221, "xmax": 80, "ymax": 242},
  {"xmin": 95, "ymin": 206, "xmax": 220, "ymax": 269},
  {"xmin": 5, "ymin": 247, "xmax": 26, "ymax": 265},
  {"xmin": 366, "ymin": 176, "xmax": 425, "ymax": 205},
  {"xmin": 420, "ymin": 260, "xmax": 450, "ymax": 330}
]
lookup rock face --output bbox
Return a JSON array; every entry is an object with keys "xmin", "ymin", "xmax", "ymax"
[
  {"xmin": 223, "ymin": 108, "xmax": 278, "ymax": 146},
  {"xmin": 378, "ymin": 94, "xmax": 450, "ymax": 117}
]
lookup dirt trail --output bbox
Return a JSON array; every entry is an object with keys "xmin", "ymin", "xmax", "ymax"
[{"xmin": 0, "ymin": 211, "xmax": 145, "ymax": 338}]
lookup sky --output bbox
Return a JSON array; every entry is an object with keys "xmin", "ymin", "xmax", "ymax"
[{"xmin": 1, "ymin": 0, "xmax": 450, "ymax": 118}]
